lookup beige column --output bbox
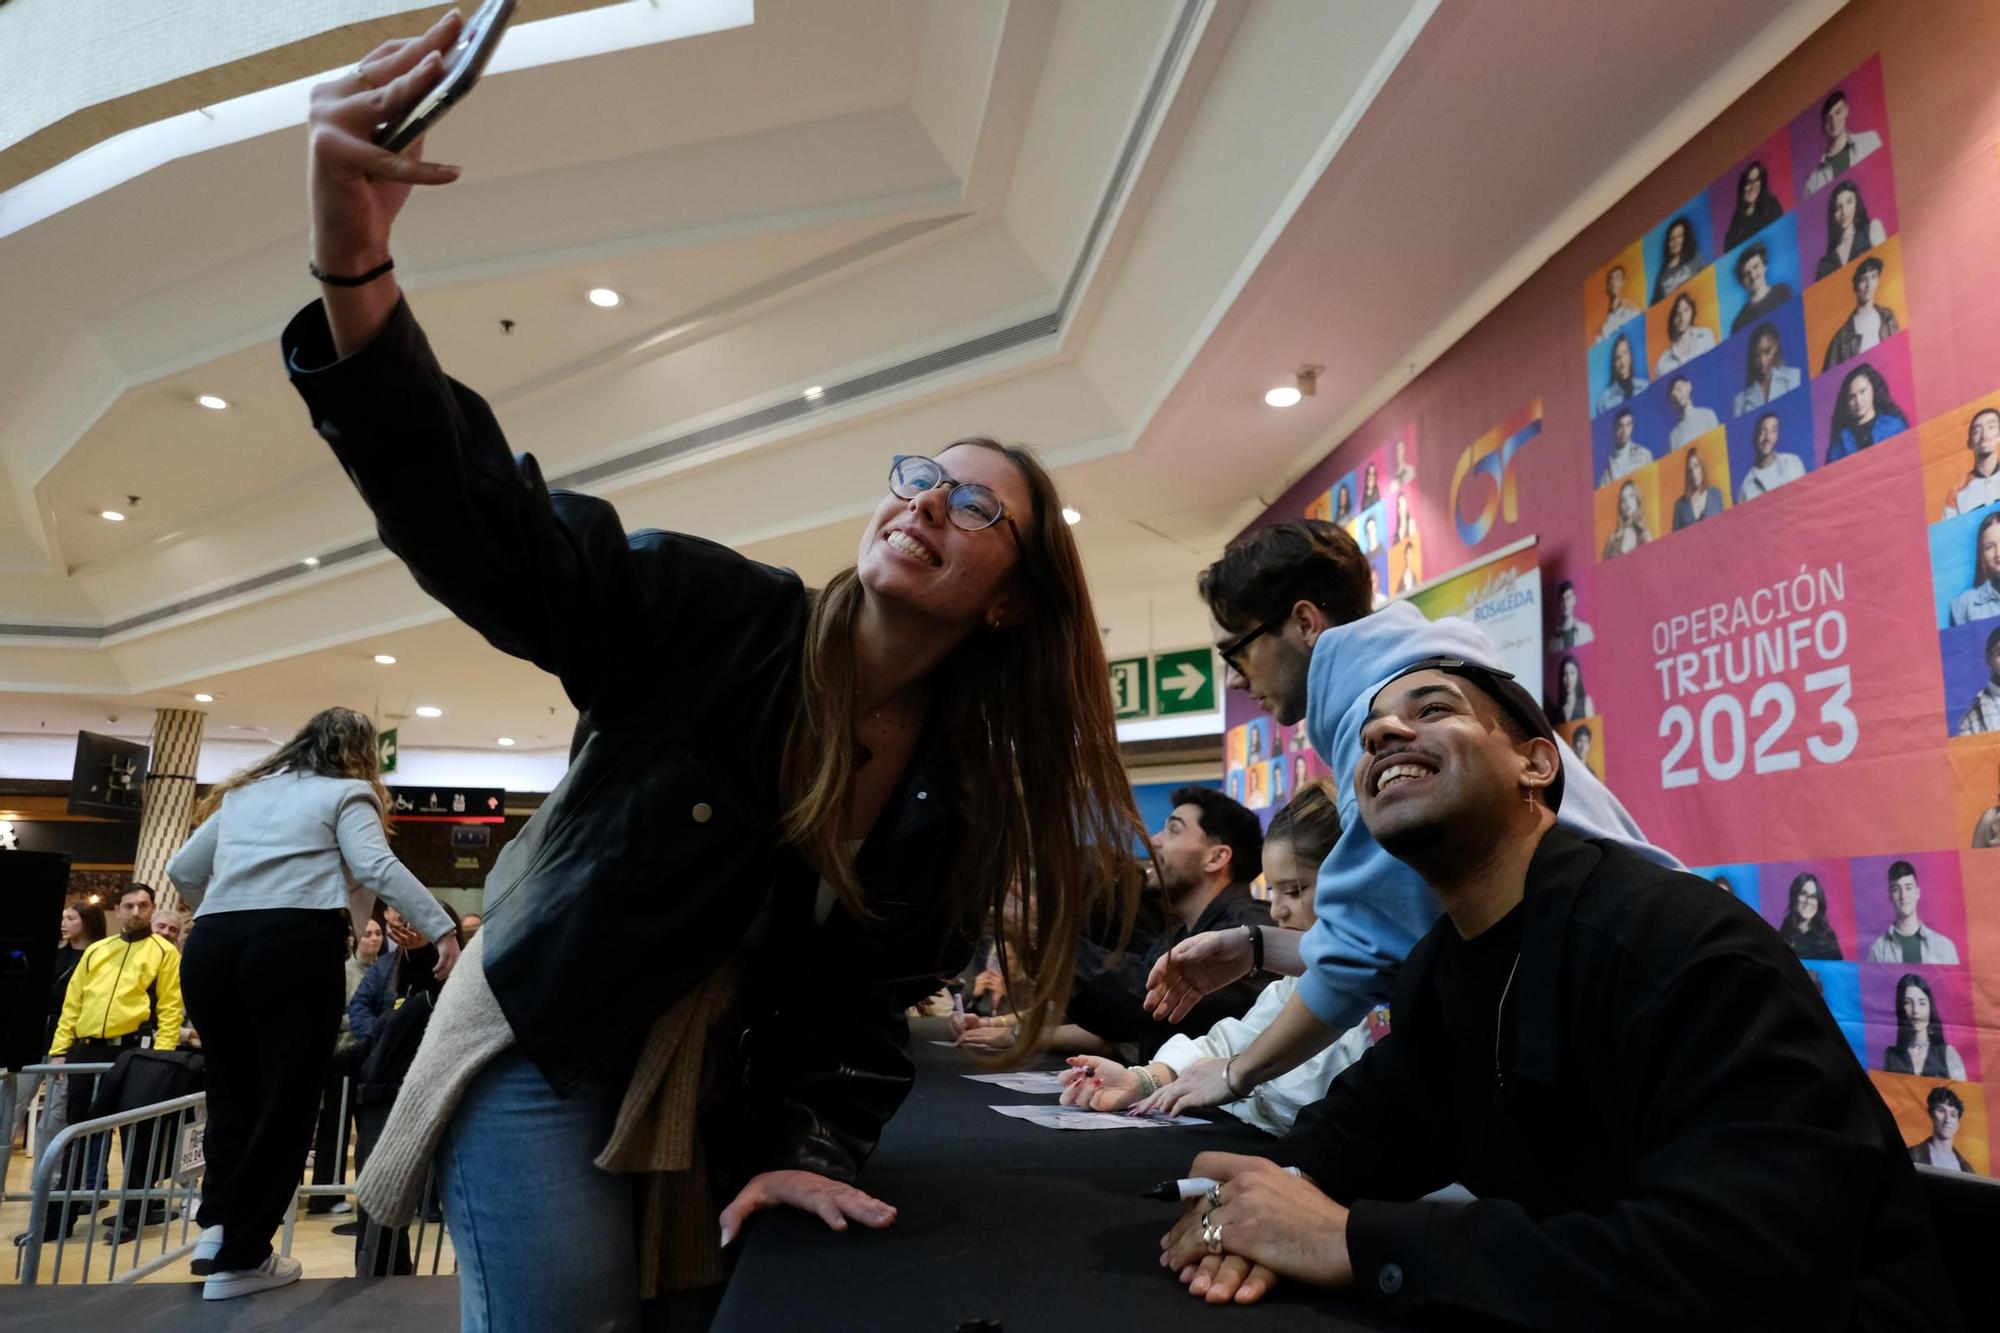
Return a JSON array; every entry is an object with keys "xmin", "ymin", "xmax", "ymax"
[{"xmin": 133, "ymin": 708, "xmax": 205, "ymax": 912}]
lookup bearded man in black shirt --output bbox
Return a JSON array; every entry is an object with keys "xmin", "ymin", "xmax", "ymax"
[{"xmin": 1160, "ymin": 658, "xmax": 1961, "ymax": 1332}]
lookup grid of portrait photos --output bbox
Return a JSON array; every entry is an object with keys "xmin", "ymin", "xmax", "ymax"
[
  {"xmin": 1695, "ymin": 853, "xmax": 1991, "ymax": 1174},
  {"xmin": 1582, "ymin": 56, "xmax": 1912, "ymax": 566},
  {"xmin": 1224, "ymin": 429, "xmax": 1427, "ymax": 816}
]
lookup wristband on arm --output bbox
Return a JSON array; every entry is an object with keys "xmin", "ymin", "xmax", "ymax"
[{"xmin": 1244, "ymin": 923, "xmax": 1264, "ymax": 972}]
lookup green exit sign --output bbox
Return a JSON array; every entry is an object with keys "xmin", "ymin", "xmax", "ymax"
[
  {"xmin": 1109, "ymin": 657, "xmax": 1151, "ymax": 720},
  {"xmin": 1152, "ymin": 648, "xmax": 1216, "ymax": 715}
]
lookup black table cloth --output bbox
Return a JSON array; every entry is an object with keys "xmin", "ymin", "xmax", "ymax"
[{"xmin": 712, "ymin": 1019, "xmax": 1411, "ymax": 1332}]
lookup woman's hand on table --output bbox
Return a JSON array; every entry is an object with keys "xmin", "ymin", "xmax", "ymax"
[
  {"xmin": 950, "ymin": 1014, "xmax": 1016, "ymax": 1048},
  {"xmin": 718, "ymin": 1169, "xmax": 897, "ymax": 1248},
  {"xmin": 1130, "ymin": 1055, "xmax": 1235, "ymax": 1117},
  {"xmin": 1057, "ymin": 1055, "xmax": 1145, "ymax": 1111}
]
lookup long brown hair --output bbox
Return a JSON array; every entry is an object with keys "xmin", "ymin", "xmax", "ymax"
[
  {"xmin": 194, "ymin": 706, "xmax": 391, "ymax": 833},
  {"xmin": 780, "ymin": 438, "xmax": 1146, "ymax": 1060}
]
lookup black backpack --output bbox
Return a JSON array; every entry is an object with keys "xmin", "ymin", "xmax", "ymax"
[{"xmin": 354, "ymin": 986, "xmax": 436, "ymax": 1106}]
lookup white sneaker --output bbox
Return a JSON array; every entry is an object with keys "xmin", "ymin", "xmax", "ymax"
[
  {"xmin": 202, "ymin": 1252, "xmax": 303, "ymax": 1301},
  {"xmin": 189, "ymin": 1224, "xmax": 224, "ymax": 1275},
  {"xmin": 331, "ymin": 1201, "xmax": 353, "ymax": 1215}
]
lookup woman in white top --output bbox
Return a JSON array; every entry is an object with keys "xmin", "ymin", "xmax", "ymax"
[
  {"xmin": 1056, "ymin": 781, "xmax": 1384, "ymax": 1135},
  {"xmin": 167, "ymin": 707, "xmax": 457, "ymax": 1301}
]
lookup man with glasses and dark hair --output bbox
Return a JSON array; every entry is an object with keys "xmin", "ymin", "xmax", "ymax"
[{"xmin": 1139, "ymin": 520, "xmax": 1674, "ymax": 1116}]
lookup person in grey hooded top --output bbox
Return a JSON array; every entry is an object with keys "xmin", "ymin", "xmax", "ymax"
[{"xmin": 1141, "ymin": 521, "xmax": 1680, "ymax": 1111}]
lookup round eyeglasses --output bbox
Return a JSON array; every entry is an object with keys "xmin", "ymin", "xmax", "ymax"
[{"xmin": 890, "ymin": 454, "xmax": 1020, "ymax": 542}]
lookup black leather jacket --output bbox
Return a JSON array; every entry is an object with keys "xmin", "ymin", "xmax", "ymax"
[{"xmin": 283, "ymin": 300, "xmax": 975, "ymax": 1184}]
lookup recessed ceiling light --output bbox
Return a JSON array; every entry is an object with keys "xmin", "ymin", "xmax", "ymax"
[
  {"xmin": 414, "ymin": 706, "xmax": 443, "ymax": 718},
  {"xmin": 193, "ymin": 693, "xmax": 214, "ymax": 703},
  {"xmin": 1061, "ymin": 506, "xmax": 1082, "ymax": 526},
  {"xmin": 100, "ymin": 510, "xmax": 126, "ymax": 522},
  {"xmin": 300, "ymin": 556, "xmax": 320, "ymax": 568},
  {"xmin": 586, "ymin": 287, "xmax": 621, "ymax": 308},
  {"xmin": 197, "ymin": 394, "xmax": 229, "ymax": 411},
  {"xmin": 804, "ymin": 385, "xmax": 825, "ymax": 400},
  {"xmin": 497, "ymin": 737, "xmax": 515, "ymax": 747},
  {"xmin": 373, "ymin": 654, "xmax": 397, "ymax": 665},
  {"xmin": 1264, "ymin": 386, "xmax": 1303, "ymax": 408}
]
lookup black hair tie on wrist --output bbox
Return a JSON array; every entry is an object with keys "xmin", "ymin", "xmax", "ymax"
[{"xmin": 309, "ymin": 256, "xmax": 396, "ymax": 287}]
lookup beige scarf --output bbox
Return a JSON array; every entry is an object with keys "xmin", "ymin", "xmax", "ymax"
[{"xmin": 595, "ymin": 957, "xmax": 741, "ymax": 1298}]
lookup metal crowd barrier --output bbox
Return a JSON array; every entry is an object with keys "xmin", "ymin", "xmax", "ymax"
[{"xmin": 7, "ymin": 1066, "xmax": 454, "ymax": 1285}]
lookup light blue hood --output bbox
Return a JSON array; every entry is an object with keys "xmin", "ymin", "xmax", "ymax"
[{"xmin": 1295, "ymin": 602, "xmax": 1680, "ymax": 1027}]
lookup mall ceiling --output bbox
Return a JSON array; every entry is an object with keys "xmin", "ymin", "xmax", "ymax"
[{"xmin": 0, "ymin": 0, "xmax": 1835, "ymax": 754}]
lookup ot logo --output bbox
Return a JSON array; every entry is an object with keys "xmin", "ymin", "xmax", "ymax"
[{"xmin": 1450, "ymin": 416, "xmax": 1542, "ymax": 546}]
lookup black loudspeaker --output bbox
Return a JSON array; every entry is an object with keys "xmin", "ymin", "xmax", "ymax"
[{"xmin": 0, "ymin": 850, "xmax": 70, "ymax": 1069}]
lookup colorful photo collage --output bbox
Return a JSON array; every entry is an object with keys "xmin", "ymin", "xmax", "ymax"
[
  {"xmin": 1584, "ymin": 57, "xmax": 1909, "ymax": 564},
  {"xmin": 1224, "ymin": 714, "xmax": 1326, "ymax": 817},
  {"xmin": 1302, "ymin": 430, "xmax": 1423, "ymax": 605},
  {"xmin": 1545, "ymin": 571, "xmax": 1606, "ymax": 783},
  {"xmin": 1695, "ymin": 851, "xmax": 1990, "ymax": 1175},
  {"xmin": 1925, "ymin": 390, "xmax": 2000, "ymax": 758}
]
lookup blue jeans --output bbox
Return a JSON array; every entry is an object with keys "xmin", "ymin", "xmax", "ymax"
[{"xmin": 438, "ymin": 1049, "xmax": 640, "ymax": 1333}]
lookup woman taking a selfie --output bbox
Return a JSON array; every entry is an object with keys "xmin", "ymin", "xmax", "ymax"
[{"xmin": 287, "ymin": 13, "xmax": 1143, "ymax": 1330}]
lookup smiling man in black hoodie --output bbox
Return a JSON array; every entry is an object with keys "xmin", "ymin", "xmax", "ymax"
[{"xmin": 1162, "ymin": 659, "xmax": 1961, "ymax": 1331}]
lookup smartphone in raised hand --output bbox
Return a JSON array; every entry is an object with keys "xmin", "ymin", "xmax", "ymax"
[{"xmin": 374, "ymin": 0, "xmax": 517, "ymax": 153}]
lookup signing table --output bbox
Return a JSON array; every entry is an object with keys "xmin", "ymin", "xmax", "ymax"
[{"xmin": 711, "ymin": 1020, "xmax": 1412, "ymax": 1332}]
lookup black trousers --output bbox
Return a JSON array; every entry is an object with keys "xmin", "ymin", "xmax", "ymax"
[{"xmin": 180, "ymin": 908, "xmax": 347, "ymax": 1272}]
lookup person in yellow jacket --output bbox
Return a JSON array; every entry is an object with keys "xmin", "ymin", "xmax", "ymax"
[
  {"xmin": 37, "ymin": 882, "xmax": 185, "ymax": 1240},
  {"xmin": 49, "ymin": 882, "xmax": 184, "ymax": 1063}
]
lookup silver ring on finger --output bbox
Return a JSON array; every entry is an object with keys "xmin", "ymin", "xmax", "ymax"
[{"xmin": 1206, "ymin": 1182, "xmax": 1223, "ymax": 1208}]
